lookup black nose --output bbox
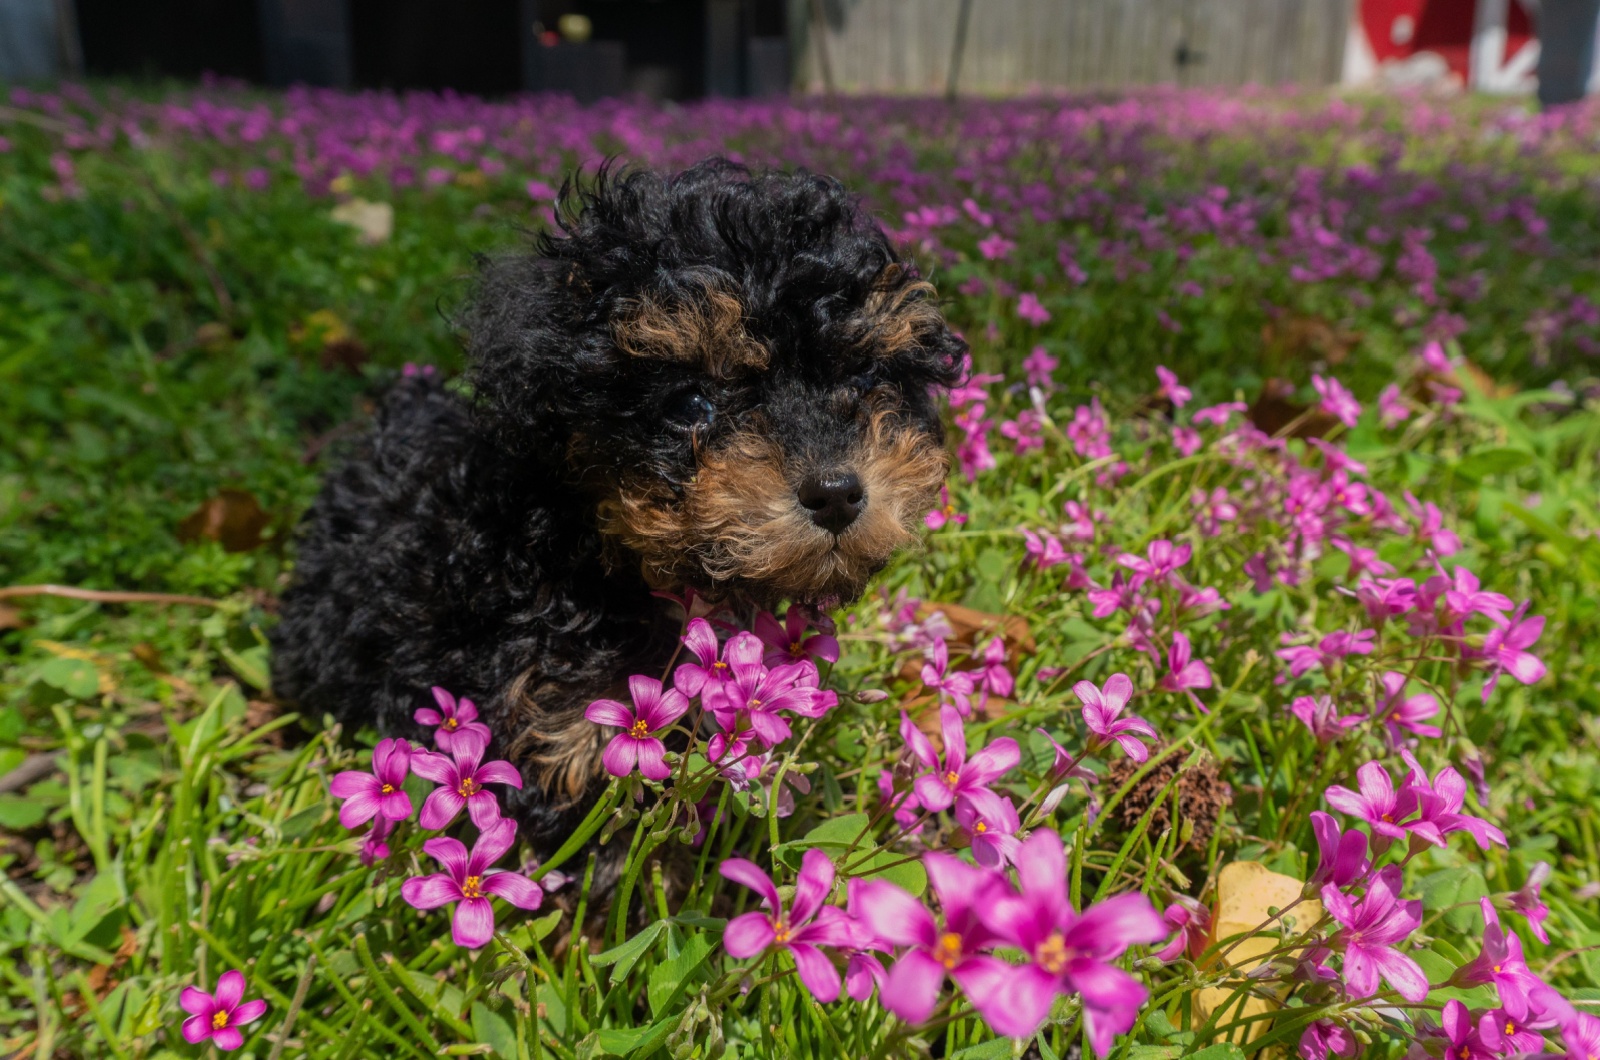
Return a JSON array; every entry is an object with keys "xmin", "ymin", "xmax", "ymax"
[{"xmin": 798, "ymin": 472, "xmax": 865, "ymax": 534}]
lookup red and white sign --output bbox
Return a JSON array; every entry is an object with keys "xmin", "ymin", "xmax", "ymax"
[{"xmin": 1344, "ymin": 0, "xmax": 1539, "ymax": 93}]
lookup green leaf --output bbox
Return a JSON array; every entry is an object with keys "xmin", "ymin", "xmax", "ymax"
[
  {"xmin": 773, "ymin": 812, "xmax": 872, "ymax": 868},
  {"xmin": 470, "ymin": 1001, "xmax": 517, "ymax": 1060},
  {"xmin": 1418, "ymin": 866, "xmax": 1488, "ymax": 933},
  {"xmin": 219, "ymin": 643, "xmax": 271, "ymax": 692},
  {"xmin": 0, "ymin": 795, "xmax": 48, "ymax": 830},
  {"xmin": 1185, "ymin": 1044, "xmax": 1246, "ymax": 1060},
  {"xmin": 646, "ymin": 932, "xmax": 712, "ymax": 1016},
  {"xmin": 590, "ymin": 920, "xmax": 664, "ymax": 983},
  {"xmin": 1454, "ymin": 447, "xmax": 1534, "ymax": 481},
  {"xmin": 38, "ymin": 657, "xmax": 98, "ymax": 700},
  {"xmin": 529, "ymin": 908, "xmax": 564, "ymax": 942},
  {"xmin": 855, "ymin": 849, "xmax": 928, "ymax": 897},
  {"xmin": 951, "ymin": 1038, "xmax": 1014, "ymax": 1058},
  {"xmin": 595, "ymin": 1021, "xmax": 671, "ymax": 1056}
]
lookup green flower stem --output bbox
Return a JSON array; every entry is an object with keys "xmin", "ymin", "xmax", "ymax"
[
  {"xmin": 353, "ymin": 932, "xmax": 446, "ymax": 1053},
  {"xmin": 530, "ymin": 786, "xmax": 618, "ymax": 883}
]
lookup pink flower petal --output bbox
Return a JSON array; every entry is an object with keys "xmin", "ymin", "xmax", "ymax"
[
  {"xmin": 881, "ymin": 949, "xmax": 946, "ymax": 1024},
  {"xmin": 635, "ymin": 739, "xmax": 671, "ymax": 782},
  {"xmin": 466, "ymin": 791, "xmax": 504, "ymax": 830},
  {"xmin": 964, "ymin": 958, "xmax": 1058, "ymax": 1038},
  {"xmin": 788, "ymin": 941, "xmax": 842, "ymax": 1002},
  {"xmin": 789, "ymin": 848, "xmax": 835, "ymax": 925},
  {"xmin": 584, "ymin": 698, "xmax": 635, "ymax": 728},
  {"xmin": 473, "ymin": 761, "xmax": 524, "ymax": 788},
  {"xmin": 329, "ymin": 772, "xmax": 379, "ymax": 800},
  {"xmin": 336, "ymin": 790, "xmax": 383, "ymax": 829},
  {"xmin": 212, "ymin": 1026, "xmax": 245, "ymax": 1051},
  {"xmin": 409, "ymin": 750, "xmax": 458, "ymax": 784},
  {"xmin": 419, "ymin": 788, "xmax": 467, "ymax": 830},
  {"xmin": 421, "ymin": 835, "xmax": 471, "ymax": 878},
  {"xmin": 719, "ymin": 859, "xmax": 782, "ymax": 912},
  {"xmin": 401, "ymin": 873, "xmax": 463, "ymax": 910},
  {"xmin": 179, "ymin": 986, "xmax": 214, "ymax": 1016},
  {"xmin": 601, "ymin": 736, "xmax": 641, "ymax": 778},
  {"xmin": 182, "ymin": 1013, "xmax": 212, "ymax": 1044},
  {"xmin": 231, "ymin": 999, "xmax": 268, "ymax": 1026},
  {"xmin": 452, "ymin": 896, "xmax": 497, "ymax": 949},
  {"xmin": 482, "ymin": 871, "xmax": 544, "ymax": 910},
  {"xmin": 215, "ymin": 970, "xmax": 245, "ymax": 1011},
  {"xmin": 723, "ymin": 911, "xmax": 776, "ymax": 958},
  {"xmin": 471, "ymin": 818, "xmax": 519, "ymax": 871}
]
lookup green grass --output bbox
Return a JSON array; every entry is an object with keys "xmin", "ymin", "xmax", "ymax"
[{"xmin": 2, "ymin": 83, "xmax": 1599, "ymax": 1058}]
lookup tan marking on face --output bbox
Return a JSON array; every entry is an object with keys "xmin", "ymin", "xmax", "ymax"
[
  {"xmin": 613, "ymin": 286, "xmax": 768, "ymax": 377},
  {"xmin": 860, "ymin": 264, "xmax": 947, "ymax": 357},
  {"xmin": 596, "ymin": 409, "xmax": 948, "ymax": 603}
]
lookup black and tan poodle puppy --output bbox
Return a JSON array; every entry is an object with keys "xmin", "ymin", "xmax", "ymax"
[{"xmin": 270, "ymin": 159, "xmax": 966, "ymax": 867}]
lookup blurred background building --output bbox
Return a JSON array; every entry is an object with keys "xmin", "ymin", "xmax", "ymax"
[{"xmin": 1, "ymin": 0, "xmax": 1597, "ymax": 105}]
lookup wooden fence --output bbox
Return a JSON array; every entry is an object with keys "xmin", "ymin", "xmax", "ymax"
[{"xmin": 793, "ymin": 0, "xmax": 1353, "ymax": 94}]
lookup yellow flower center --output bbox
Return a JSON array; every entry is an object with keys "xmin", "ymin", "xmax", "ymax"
[
  {"xmin": 942, "ymin": 504, "xmax": 956, "ymax": 516},
  {"xmin": 443, "ymin": 717, "xmax": 459, "ymax": 730},
  {"xmin": 458, "ymin": 778, "xmax": 480, "ymax": 798},
  {"xmin": 1458, "ymin": 1049, "xmax": 1470, "ymax": 1060},
  {"xmin": 933, "ymin": 932, "xmax": 963, "ymax": 969},
  {"xmin": 974, "ymin": 821, "xmax": 988, "ymax": 833},
  {"xmin": 629, "ymin": 719, "xmax": 651, "ymax": 739},
  {"xmin": 1380, "ymin": 813, "xmax": 1393, "ymax": 822},
  {"xmin": 772, "ymin": 918, "xmax": 791, "ymax": 944},
  {"xmin": 713, "ymin": 660, "xmax": 728, "ymax": 671},
  {"xmin": 380, "ymin": 783, "xmax": 394, "ymax": 795},
  {"xmin": 212, "ymin": 1010, "xmax": 230, "ymax": 1030},
  {"xmin": 1505, "ymin": 1021, "xmax": 1516, "ymax": 1035},
  {"xmin": 944, "ymin": 771, "xmax": 960, "ymax": 786},
  {"xmin": 1037, "ymin": 932, "xmax": 1070, "ymax": 975},
  {"xmin": 790, "ymin": 640, "xmax": 803, "ymax": 654},
  {"xmin": 462, "ymin": 875, "xmax": 484, "ymax": 898},
  {"xmin": 1493, "ymin": 963, "xmax": 1502, "ymax": 974},
  {"xmin": 750, "ymin": 698, "xmax": 763, "ymax": 709}
]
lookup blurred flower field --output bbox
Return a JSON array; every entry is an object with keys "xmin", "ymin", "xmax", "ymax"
[{"xmin": 2, "ymin": 82, "xmax": 1600, "ymax": 1058}]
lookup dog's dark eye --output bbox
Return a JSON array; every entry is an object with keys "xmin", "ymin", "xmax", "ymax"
[{"xmin": 669, "ymin": 390, "xmax": 717, "ymax": 428}]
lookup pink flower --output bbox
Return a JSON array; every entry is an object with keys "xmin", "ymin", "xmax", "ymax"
[
  {"xmin": 583, "ymin": 675, "xmax": 691, "ymax": 782},
  {"xmin": 919, "ymin": 640, "xmax": 976, "ymax": 715},
  {"xmin": 1172, "ymin": 426, "xmax": 1203, "ymax": 456},
  {"xmin": 1376, "ymin": 671, "xmax": 1441, "ymax": 745},
  {"xmin": 1405, "ymin": 493, "xmax": 1462, "ymax": 557},
  {"xmin": 401, "ymin": 818, "xmax": 543, "ymax": 949},
  {"xmin": 1450, "ymin": 898, "xmax": 1543, "ymax": 1019},
  {"xmin": 1398, "ymin": 751, "xmax": 1507, "ymax": 850},
  {"xmin": 1353, "ymin": 577, "xmax": 1418, "ymax": 622},
  {"xmin": 1480, "ymin": 603, "xmax": 1546, "ymax": 702},
  {"xmin": 1158, "ymin": 633, "xmax": 1212, "ymax": 694},
  {"xmin": 1074, "ymin": 674, "xmax": 1157, "ymax": 762},
  {"xmin": 673, "ymin": 618, "xmax": 741, "ymax": 707},
  {"xmin": 1309, "ymin": 811, "xmax": 1370, "ymax": 888},
  {"xmin": 999, "ymin": 411, "xmax": 1045, "ymax": 454},
  {"xmin": 328, "ymin": 737, "xmax": 414, "ymax": 829},
  {"xmin": 974, "ymin": 830, "xmax": 1167, "ymax": 1052},
  {"xmin": 1061, "ymin": 500, "xmax": 1100, "ymax": 542},
  {"xmin": 1289, "ymin": 695, "xmax": 1363, "ymax": 744},
  {"xmin": 1155, "ymin": 366, "xmax": 1192, "ymax": 408},
  {"xmin": 414, "ymin": 687, "xmax": 492, "ymax": 754},
  {"xmin": 1023, "ymin": 346, "xmax": 1058, "ymax": 389},
  {"xmin": 1021, "ymin": 527, "xmax": 1068, "ymax": 570},
  {"xmin": 925, "ymin": 485, "xmax": 966, "ymax": 530},
  {"xmin": 978, "ymin": 233, "xmax": 1016, "ymax": 260},
  {"xmin": 1299, "ymin": 1019, "xmax": 1358, "ymax": 1060},
  {"xmin": 1312, "ymin": 374, "xmax": 1361, "ymax": 428},
  {"xmin": 180, "ymin": 970, "xmax": 268, "ymax": 1051},
  {"xmin": 1116, "ymin": 539, "xmax": 1191, "ymax": 588},
  {"xmin": 1377, "ymin": 383, "xmax": 1410, "ymax": 428},
  {"xmin": 360, "ymin": 817, "xmax": 395, "ymax": 866},
  {"xmin": 876, "ymin": 770, "xmax": 924, "ymax": 833},
  {"xmin": 902, "ymin": 706, "xmax": 1019, "ymax": 813},
  {"xmin": 852, "ymin": 852, "xmax": 1010, "ymax": 1024},
  {"xmin": 1192, "ymin": 401, "xmax": 1246, "ymax": 427},
  {"xmin": 411, "ymin": 742, "xmax": 524, "ymax": 830},
  {"xmin": 1560, "ymin": 1012, "xmax": 1600, "ymax": 1060},
  {"xmin": 712, "ymin": 649, "xmax": 830, "ymax": 748},
  {"xmin": 971, "ymin": 636, "xmax": 1014, "ymax": 706},
  {"xmin": 720, "ymin": 849, "xmax": 855, "ymax": 1002},
  {"xmin": 1435, "ymin": 1001, "xmax": 1494, "ymax": 1060},
  {"xmin": 1508, "ymin": 862, "xmax": 1552, "ymax": 945},
  {"xmin": 1324, "ymin": 761, "xmax": 1409, "ymax": 844},
  {"xmin": 1322, "ymin": 865, "xmax": 1428, "ymax": 1001},
  {"xmin": 1016, "ymin": 292, "xmax": 1052, "ymax": 325},
  {"xmin": 1332, "ymin": 538, "xmax": 1392, "ymax": 579},
  {"xmin": 955, "ymin": 789, "xmax": 1022, "ymax": 868},
  {"xmin": 1153, "ymin": 894, "xmax": 1210, "ymax": 962},
  {"xmin": 754, "ymin": 606, "xmax": 840, "ymax": 668}
]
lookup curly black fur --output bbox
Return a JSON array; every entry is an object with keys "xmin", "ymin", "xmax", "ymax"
[{"xmin": 271, "ymin": 160, "xmax": 965, "ymax": 870}]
